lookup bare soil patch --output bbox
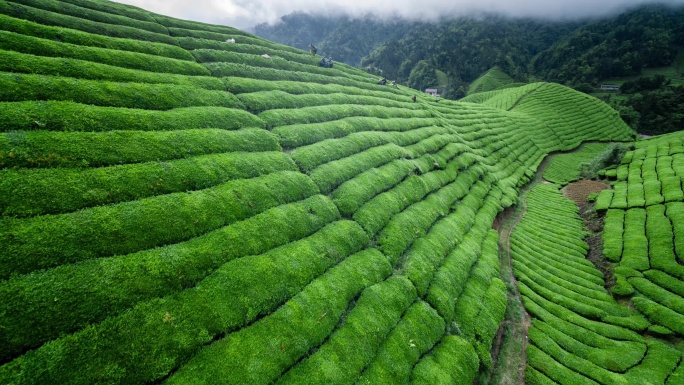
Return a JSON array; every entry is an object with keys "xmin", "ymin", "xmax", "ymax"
[{"xmin": 562, "ymin": 179, "xmax": 615, "ymax": 288}]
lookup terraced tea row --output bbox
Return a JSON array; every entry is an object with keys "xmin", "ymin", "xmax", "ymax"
[
  {"xmin": 511, "ymin": 184, "xmax": 683, "ymax": 385},
  {"xmin": 598, "ymin": 133, "xmax": 684, "ymax": 343},
  {"xmin": 544, "ymin": 142, "xmax": 611, "ymax": 184},
  {"xmin": 597, "ymin": 131, "xmax": 684, "ymax": 210},
  {"xmin": 0, "ymin": 0, "xmax": 639, "ymax": 383}
]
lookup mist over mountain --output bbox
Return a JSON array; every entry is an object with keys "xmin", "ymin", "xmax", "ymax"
[
  {"xmin": 253, "ymin": 4, "xmax": 683, "ymax": 100},
  {"xmin": 114, "ymin": 0, "xmax": 684, "ymax": 31}
]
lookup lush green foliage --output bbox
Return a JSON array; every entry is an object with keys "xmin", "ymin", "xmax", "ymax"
[
  {"xmin": 543, "ymin": 143, "xmax": 610, "ymax": 184},
  {"xmin": 0, "ymin": 13, "xmax": 192, "ymax": 59},
  {"xmin": 0, "ymin": 0, "xmax": 178, "ymax": 44},
  {"xmin": 511, "ymin": 184, "xmax": 654, "ymax": 384},
  {"xmin": 0, "ymin": 1, "xmax": 648, "ymax": 384},
  {"xmin": 0, "ymin": 49, "xmax": 223, "ymax": 89},
  {"xmin": 8, "ymin": 0, "xmax": 168, "ymax": 34},
  {"xmin": 0, "ymin": 30, "xmax": 210, "ymax": 75},
  {"xmin": 532, "ymin": 5, "xmax": 683, "ymax": 85},
  {"xmin": 0, "ymin": 128, "xmax": 277, "ymax": 168},
  {"xmin": 0, "ymin": 102, "xmax": 264, "ymax": 132},
  {"xmin": 0, "ymin": 72, "xmax": 241, "ymax": 110},
  {"xmin": 467, "ymin": 66, "xmax": 515, "ymax": 95}
]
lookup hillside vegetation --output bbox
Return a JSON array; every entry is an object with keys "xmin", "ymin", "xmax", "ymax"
[
  {"xmin": 466, "ymin": 66, "xmax": 515, "ymax": 95},
  {"xmin": 0, "ymin": 0, "xmax": 643, "ymax": 384}
]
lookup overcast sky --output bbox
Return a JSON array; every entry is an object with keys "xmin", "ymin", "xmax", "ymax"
[{"xmin": 113, "ymin": 0, "xmax": 684, "ymax": 30}]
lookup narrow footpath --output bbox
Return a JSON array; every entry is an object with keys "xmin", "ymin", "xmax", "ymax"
[{"xmin": 487, "ymin": 152, "xmax": 562, "ymax": 385}]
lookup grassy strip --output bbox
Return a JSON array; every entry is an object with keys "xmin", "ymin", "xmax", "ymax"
[
  {"xmin": 205, "ymin": 62, "xmax": 407, "ymax": 95},
  {"xmin": 529, "ymin": 327, "xmax": 628, "ymax": 385},
  {"xmin": 650, "ymin": 202, "xmax": 684, "ymax": 280},
  {"xmin": 667, "ymin": 359, "xmax": 684, "ymax": 385},
  {"xmin": 0, "ymin": 13, "xmax": 192, "ymax": 60},
  {"xmin": 177, "ymin": 36, "xmax": 303, "ymax": 55},
  {"xmin": 0, "ymin": 72, "xmax": 242, "ymax": 110},
  {"xmin": 630, "ymin": 279, "xmax": 684, "ymax": 333},
  {"xmin": 223, "ymin": 76, "xmax": 409, "ymax": 101},
  {"xmin": 0, "ymin": 102, "xmax": 264, "ymax": 132},
  {"xmin": 666, "ymin": 202, "xmax": 684, "ymax": 265},
  {"xmin": 526, "ymin": 367, "xmax": 560, "ymax": 385},
  {"xmin": 512, "ymin": 248, "xmax": 607, "ymax": 290},
  {"xmin": 309, "ymin": 144, "xmax": 410, "ymax": 194},
  {"xmin": 543, "ymin": 143, "xmax": 608, "ymax": 184},
  {"xmin": 274, "ymin": 117, "xmax": 441, "ymax": 148},
  {"xmin": 7, "ymin": 0, "xmax": 168, "ymax": 33},
  {"xmin": 353, "ymin": 166, "xmax": 482, "ymax": 237},
  {"xmin": 1, "ymin": 151, "xmax": 294, "ymax": 217},
  {"xmin": 258, "ymin": 105, "xmax": 433, "ymax": 129},
  {"xmin": 627, "ymin": 182, "xmax": 646, "ymax": 207},
  {"xmin": 0, "ymin": 221, "xmax": 368, "ymax": 385},
  {"xmin": 193, "ymin": 49, "xmax": 368, "ymax": 82},
  {"xmin": 291, "ymin": 126, "xmax": 449, "ymax": 172},
  {"xmin": 167, "ymin": 26, "xmax": 246, "ymax": 41},
  {"xmin": 57, "ymin": 0, "xmax": 158, "ymax": 22},
  {"xmin": 0, "ymin": 49, "xmax": 224, "ymax": 90},
  {"xmin": 276, "ymin": 276, "xmax": 417, "ymax": 384},
  {"xmin": 191, "ymin": 44, "xmax": 353, "ymax": 74},
  {"xmin": 622, "ymin": 208, "xmax": 650, "ymax": 271},
  {"xmin": 425, "ymin": 226, "xmax": 488, "ymax": 323},
  {"xmin": 453, "ymin": 230, "xmax": 506, "ymax": 367},
  {"xmin": 513, "ymin": 257, "xmax": 616, "ymax": 304},
  {"xmin": 0, "ymin": 0, "xmax": 178, "ymax": 45},
  {"xmin": 153, "ymin": 14, "xmax": 253, "ymax": 36},
  {"xmin": 644, "ymin": 179, "xmax": 664, "ymax": 206},
  {"xmin": 237, "ymin": 90, "xmax": 420, "ymax": 114},
  {"xmin": 0, "ymin": 128, "xmax": 278, "ymax": 168},
  {"xmin": 517, "ymin": 267, "xmax": 632, "ymax": 322},
  {"xmin": 332, "ymin": 159, "xmax": 419, "ymax": 217},
  {"xmin": 646, "ymin": 205, "xmax": 676, "ymax": 266},
  {"xmin": 603, "ymin": 209, "xmax": 624, "ymax": 262},
  {"xmin": 0, "ymin": 171, "xmax": 318, "ymax": 278},
  {"xmin": 525, "ymin": 295, "xmax": 646, "ymax": 372},
  {"xmin": 356, "ymin": 301, "xmax": 445, "ymax": 384},
  {"xmin": 527, "ymin": 344, "xmax": 600, "ymax": 385},
  {"xmin": 624, "ymin": 339, "xmax": 682, "ymax": 385},
  {"xmin": 532, "ymin": 320, "xmax": 640, "ymax": 373},
  {"xmin": 661, "ymin": 176, "xmax": 684, "ymax": 202},
  {"xmin": 409, "ymin": 335, "xmax": 479, "ymax": 384},
  {"xmin": 401, "ymin": 185, "xmax": 485, "ymax": 295},
  {"xmin": 520, "ymin": 286, "xmax": 644, "ymax": 342},
  {"xmin": 0, "ymin": 28, "xmax": 206, "ymax": 74},
  {"xmin": 643, "ymin": 269, "xmax": 684, "ymax": 297},
  {"xmin": 0, "ymin": 195, "xmax": 338, "ymax": 361},
  {"xmin": 166, "ymin": 249, "xmax": 392, "ymax": 385}
]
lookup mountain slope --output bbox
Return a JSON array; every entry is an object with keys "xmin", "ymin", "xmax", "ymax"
[
  {"xmin": 531, "ymin": 4, "xmax": 684, "ymax": 85},
  {"xmin": 0, "ymin": 1, "xmax": 639, "ymax": 384}
]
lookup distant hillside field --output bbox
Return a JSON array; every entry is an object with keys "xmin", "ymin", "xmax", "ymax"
[
  {"xmin": 466, "ymin": 66, "xmax": 514, "ymax": 95},
  {"xmin": 6, "ymin": 1, "xmax": 684, "ymax": 385}
]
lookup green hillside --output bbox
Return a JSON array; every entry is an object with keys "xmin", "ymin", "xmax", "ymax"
[
  {"xmin": 0, "ymin": 1, "xmax": 650, "ymax": 384},
  {"xmin": 466, "ymin": 66, "xmax": 515, "ymax": 95}
]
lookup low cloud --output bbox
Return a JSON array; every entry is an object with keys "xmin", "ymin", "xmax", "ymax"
[{"xmin": 114, "ymin": 0, "xmax": 684, "ymax": 30}]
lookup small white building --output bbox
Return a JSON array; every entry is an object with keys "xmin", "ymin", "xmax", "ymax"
[
  {"xmin": 600, "ymin": 84, "xmax": 620, "ymax": 91},
  {"xmin": 425, "ymin": 88, "xmax": 440, "ymax": 96}
]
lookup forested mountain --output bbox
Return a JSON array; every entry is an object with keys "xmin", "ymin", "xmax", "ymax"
[
  {"xmin": 253, "ymin": 13, "xmax": 414, "ymax": 66},
  {"xmin": 254, "ymin": 14, "xmax": 576, "ymax": 98},
  {"xmin": 253, "ymin": 4, "xmax": 683, "ymax": 99},
  {"xmin": 531, "ymin": 4, "xmax": 684, "ymax": 86}
]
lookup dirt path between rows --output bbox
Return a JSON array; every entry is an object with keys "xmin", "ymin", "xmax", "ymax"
[
  {"xmin": 487, "ymin": 151, "xmax": 615, "ymax": 385},
  {"xmin": 487, "ymin": 154, "xmax": 557, "ymax": 385}
]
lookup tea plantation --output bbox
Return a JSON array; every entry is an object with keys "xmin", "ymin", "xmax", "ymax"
[{"xmin": 3, "ymin": 0, "xmax": 681, "ymax": 384}]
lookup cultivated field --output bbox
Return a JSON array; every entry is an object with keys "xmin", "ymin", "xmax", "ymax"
[{"xmin": 2, "ymin": 1, "xmax": 676, "ymax": 384}]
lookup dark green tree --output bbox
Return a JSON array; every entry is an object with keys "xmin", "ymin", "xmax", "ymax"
[{"xmin": 407, "ymin": 60, "xmax": 439, "ymax": 91}]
